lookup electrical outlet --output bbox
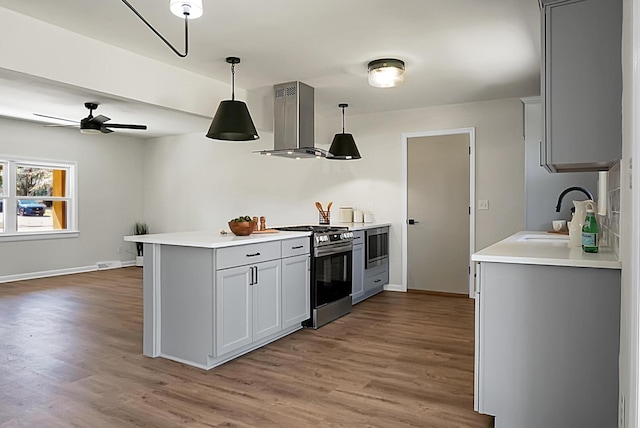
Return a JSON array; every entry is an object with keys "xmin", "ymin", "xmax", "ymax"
[
  {"xmin": 117, "ymin": 245, "xmax": 123, "ymax": 254},
  {"xmin": 478, "ymin": 200, "xmax": 489, "ymax": 210}
]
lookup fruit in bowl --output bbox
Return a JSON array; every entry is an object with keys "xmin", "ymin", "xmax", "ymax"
[{"xmin": 228, "ymin": 216, "xmax": 257, "ymax": 236}]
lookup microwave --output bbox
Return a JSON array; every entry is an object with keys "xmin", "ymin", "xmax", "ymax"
[{"xmin": 365, "ymin": 227, "xmax": 389, "ymax": 268}]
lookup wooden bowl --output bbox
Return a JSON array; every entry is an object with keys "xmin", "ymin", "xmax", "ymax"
[{"xmin": 228, "ymin": 221, "xmax": 256, "ymax": 236}]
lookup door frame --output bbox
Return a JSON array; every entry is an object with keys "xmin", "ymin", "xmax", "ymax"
[{"xmin": 401, "ymin": 127, "xmax": 476, "ymax": 297}]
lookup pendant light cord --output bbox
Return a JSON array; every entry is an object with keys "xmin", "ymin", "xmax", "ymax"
[
  {"xmin": 341, "ymin": 105, "xmax": 346, "ymax": 133},
  {"xmin": 231, "ymin": 63, "xmax": 236, "ymax": 101},
  {"xmin": 121, "ymin": 0, "xmax": 189, "ymax": 58}
]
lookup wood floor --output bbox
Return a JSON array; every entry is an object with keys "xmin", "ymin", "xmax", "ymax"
[{"xmin": 0, "ymin": 268, "xmax": 493, "ymax": 428}]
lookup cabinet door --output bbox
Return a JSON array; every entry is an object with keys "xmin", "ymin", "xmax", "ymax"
[
  {"xmin": 281, "ymin": 255, "xmax": 310, "ymax": 329},
  {"xmin": 543, "ymin": 0, "xmax": 622, "ymax": 170},
  {"xmin": 351, "ymin": 244, "xmax": 364, "ymax": 304},
  {"xmin": 252, "ymin": 260, "xmax": 282, "ymax": 342},
  {"xmin": 215, "ymin": 265, "xmax": 252, "ymax": 357}
]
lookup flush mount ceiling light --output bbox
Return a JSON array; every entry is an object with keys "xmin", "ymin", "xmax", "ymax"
[
  {"xmin": 328, "ymin": 104, "xmax": 361, "ymax": 160},
  {"xmin": 368, "ymin": 58, "xmax": 405, "ymax": 88},
  {"xmin": 206, "ymin": 57, "xmax": 259, "ymax": 142},
  {"xmin": 121, "ymin": 0, "xmax": 203, "ymax": 57}
]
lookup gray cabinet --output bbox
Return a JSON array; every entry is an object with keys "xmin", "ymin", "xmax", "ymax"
[
  {"xmin": 474, "ymin": 262, "xmax": 620, "ymax": 427},
  {"xmin": 541, "ymin": 0, "xmax": 622, "ymax": 172},
  {"xmin": 215, "ymin": 264, "xmax": 252, "ymax": 356},
  {"xmin": 363, "ymin": 262, "xmax": 388, "ymax": 299},
  {"xmin": 281, "ymin": 254, "xmax": 310, "ymax": 329},
  {"xmin": 522, "ymin": 97, "xmax": 597, "ymax": 230},
  {"xmin": 215, "ymin": 257, "xmax": 282, "ymax": 357},
  {"xmin": 351, "ymin": 231, "xmax": 365, "ymax": 304}
]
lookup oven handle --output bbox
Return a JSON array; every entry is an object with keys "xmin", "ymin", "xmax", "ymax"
[{"xmin": 314, "ymin": 241, "xmax": 353, "ymax": 258}]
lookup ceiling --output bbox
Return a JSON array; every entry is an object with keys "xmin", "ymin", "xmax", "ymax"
[{"xmin": 0, "ymin": 0, "xmax": 541, "ymax": 137}]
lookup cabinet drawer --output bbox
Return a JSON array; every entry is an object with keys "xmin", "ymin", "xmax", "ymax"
[
  {"xmin": 216, "ymin": 241, "xmax": 281, "ymax": 270},
  {"xmin": 364, "ymin": 268, "xmax": 388, "ymax": 293},
  {"xmin": 352, "ymin": 230, "xmax": 365, "ymax": 244},
  {"xmin": 281, "ymin": 237, "xmax": 310, "ymax": 258}
]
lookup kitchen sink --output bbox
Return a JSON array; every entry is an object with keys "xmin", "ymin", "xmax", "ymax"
[{"xmin": 518, "ymin": 233, "xmax": 569, "ymax": 242}]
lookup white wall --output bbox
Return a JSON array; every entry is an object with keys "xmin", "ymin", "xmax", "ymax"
[
  {"xmin": 142, "ymin": 97, "xmax": 526, "ymax": 287},
  {"xmin": 0, "ymin": 117, "xmax": 145, "ymax": 278}
]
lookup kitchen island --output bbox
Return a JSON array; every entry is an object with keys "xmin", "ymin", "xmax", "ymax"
[
  {"xmin": 124, "ymin": 230, "xmax": 311, "ymax": 369},
  {"xmin": 472, "ymin": 231, "xmax": 621, "ymax": 428}
]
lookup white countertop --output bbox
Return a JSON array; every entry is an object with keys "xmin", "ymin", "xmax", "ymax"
[
  {"xmin": 340, "ymin": 222, "xmax": 391, "ymax": 231},
  {"xmin": 124, "ymin": 230, "xmax": 311, "ymax": 249},
  {"xmin": 472, "ymin": 231, "xmax": 621, "ymax": 269}
]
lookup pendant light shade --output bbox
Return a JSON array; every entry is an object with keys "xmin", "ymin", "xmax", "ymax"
[
  {"xmin": 206, "ymin": 57, "xmax": 259, "ymax": 141},
  {"xmin": 328, "ymin": 104, "xmax": 361, "ymax": 160}
]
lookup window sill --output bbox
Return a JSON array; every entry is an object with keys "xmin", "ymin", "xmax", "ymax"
[{"xmin": 0, "ymin": 230, "xmax": 80, "ymax": 242}]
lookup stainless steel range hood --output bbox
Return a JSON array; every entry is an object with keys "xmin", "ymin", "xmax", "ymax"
[{"xmin": 255, "ymin": 81, "xmax": 329, "ymax": 159}]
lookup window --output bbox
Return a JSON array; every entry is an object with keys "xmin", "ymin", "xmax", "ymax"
[{"xmin": 0, "ymin": 157, "xmax": 77, "ymax": 241}]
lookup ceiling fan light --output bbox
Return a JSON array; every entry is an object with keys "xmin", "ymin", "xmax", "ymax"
[
  {"xmin": 169, "ymin": 0, "xmax": 203, "ymax": 19},
  {"xmin": 206, "ymin": 100, "xmax": 259, "ymax": 141},
  {"xmin": 368, "ymin": 58, "xmax": 405, "ymax": 88}
]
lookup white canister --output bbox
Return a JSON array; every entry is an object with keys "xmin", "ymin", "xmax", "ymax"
[
  {"xmin": 363, "ymin": 212, "xmax": 374, "ymax": 223},
  {"xmin": 353, "ymin": 209, "xmax": 364, "ymax": 223},
  {"xmin": 339, "ymin": 207, "xmax": 353, "ymax": 223}
]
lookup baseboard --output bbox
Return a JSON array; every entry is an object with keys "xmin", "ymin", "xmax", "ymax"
[
  {"xmin": 407, "ymin": 289, "xmax": 469, "ymax": 298},
  {"xmin": 0, "ymin": 261, "xmax": 137, "ymax": 284},
  {"xmin": 384, "ymin": 283, "xmax": 404, "ymax": 292}
]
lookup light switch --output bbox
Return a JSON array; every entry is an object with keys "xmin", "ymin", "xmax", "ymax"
[{"xmin": 478, "ymin": 200, "xmax": 489, "ymax": 210}]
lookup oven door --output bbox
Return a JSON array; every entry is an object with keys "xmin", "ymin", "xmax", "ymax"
[
  {"xmin": 312, "ymin": 242, "xmax": 353, "ymax": 309},
  {"xmin": 366, "ymin": 228, "xmax": 389, "ymax": 268}
]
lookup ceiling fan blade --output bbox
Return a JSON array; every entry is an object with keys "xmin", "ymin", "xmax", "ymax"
[
  {"xmin": 44, "ymin": 124, "xmax": 79, "ymax": 128},
  {"xmin": 99, "ymin": 127, "xmax": 114, "ymax": 134},
  {"xmin": 92, "ymin": 114, "xmax": 111, "ymax": 124},
  {"xmin": 103, "ymin": 123, "xmax": 147, "ymax": 130},
  {"xmin": 33, "ymin": 113, "xmax": 79, "ymax": 123}
]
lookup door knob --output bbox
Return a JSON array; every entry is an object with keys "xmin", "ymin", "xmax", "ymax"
[{"xmin": 407, "ymin": 219, "xmax": 419, "ymax": 225}]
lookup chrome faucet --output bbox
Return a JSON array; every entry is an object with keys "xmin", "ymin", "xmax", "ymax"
[{"xmin": 555, "ymin": 186, "xmax": 594, "ymax": 212}]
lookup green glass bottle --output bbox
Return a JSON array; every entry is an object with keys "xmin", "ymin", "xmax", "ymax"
[{"xmin": 581, "ymin": 208, "xmax": 599, "ymax": 253}]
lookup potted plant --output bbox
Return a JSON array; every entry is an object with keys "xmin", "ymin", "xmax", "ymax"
[{"xmin": 134, "ymin": 221, "xmax": 149, "ymax": 267}]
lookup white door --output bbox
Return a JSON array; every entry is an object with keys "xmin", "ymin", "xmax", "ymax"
[
  {"xmin": 252, "ymin": 259, "xmax": 282, "ymax": 341},
  {"xmin": 407, "ymin": 133, "xmax": 470, "ymax": 294}
]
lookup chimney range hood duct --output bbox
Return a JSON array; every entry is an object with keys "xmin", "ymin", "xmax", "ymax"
[{"xmin": 255, "ymin": 81, "xmax": 329, "ymax": 159}]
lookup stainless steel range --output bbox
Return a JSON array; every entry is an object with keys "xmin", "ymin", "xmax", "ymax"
[{"xmin": 275, "ymin": 225, "xmax": 354, "ymax": 328}]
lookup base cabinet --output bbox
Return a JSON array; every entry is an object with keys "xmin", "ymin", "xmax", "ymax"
[
  {"xmin": 351, "ymin": 233, "xmax": 365, "ymax": 304},
  {"xmin": 475, "ymin": 262, "xmax": 620, "ymax": 428},
  {"xmin": 281, "ymin": 254, "xmax": 310, "ymax": 329},
  {"xmin": 152, "ymin": 237, "xmax": 310, "ymax": 370},
  {"xmin": 215, "ymin": 259, "xmax": 281, "ymax": 357}
]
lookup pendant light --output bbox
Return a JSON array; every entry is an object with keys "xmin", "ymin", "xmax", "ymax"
[
  {"xmin": 328, "ymin": 104, "xmax": 361, "ymax": 160},
  {"xmin": 206, "ymin": 57, "xmax": 259, "ymax": 141}
]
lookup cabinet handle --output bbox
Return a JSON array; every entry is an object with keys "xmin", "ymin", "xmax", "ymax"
[
  {"xmin": 374, "ymin": 279, "xmax": 382, "ymax": 283},
  {"xmin": 249, "ymin": 266, "xmax": 255, "ymax": 285},
  {"xmin": 539, "ymin": 140, "xmax": 545, "ymax": 167},
  {"xmin": 246, "ymin": 252, "xmax": 261, "ymax": 257},
  {"xmin": 255, "ymin": 266, "xmax": 258, "ymax": 284},
  {"xmin": 292, "ymin": 245, "xmax": 304, "ymax": 250}
]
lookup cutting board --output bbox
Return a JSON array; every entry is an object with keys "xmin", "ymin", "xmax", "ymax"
[
  {"xmin": 546, "ymin": 230, "xmax": 569, "ymax": 235},
  {"xmin": 253, "ymin": 229, "xmax": 278, "ymax": 234}
]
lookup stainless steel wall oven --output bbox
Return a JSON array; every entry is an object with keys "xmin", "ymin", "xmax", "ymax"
[{"xmin": 365, "ymin": 227, "xmax": 389, "ymax": 268}]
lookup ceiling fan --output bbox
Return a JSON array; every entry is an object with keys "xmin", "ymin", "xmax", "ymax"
[{"xmin": 34, "ymin": 102, "xmax": 148, "ymax": 134}]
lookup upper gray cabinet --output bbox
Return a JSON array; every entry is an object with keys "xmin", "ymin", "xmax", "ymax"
[{"xmin": 541, "ymin": 0, "xmax": 622, "ymax": 172}]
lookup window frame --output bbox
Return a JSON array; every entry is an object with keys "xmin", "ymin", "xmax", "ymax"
[{"xmin": 0, "ymin": 156, "xmax": 78, "ymax": 242}]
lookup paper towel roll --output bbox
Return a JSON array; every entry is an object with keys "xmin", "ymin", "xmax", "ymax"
[{"xmin": 597, "ymin": 171, "xmax": 608, "ymax": 215}]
